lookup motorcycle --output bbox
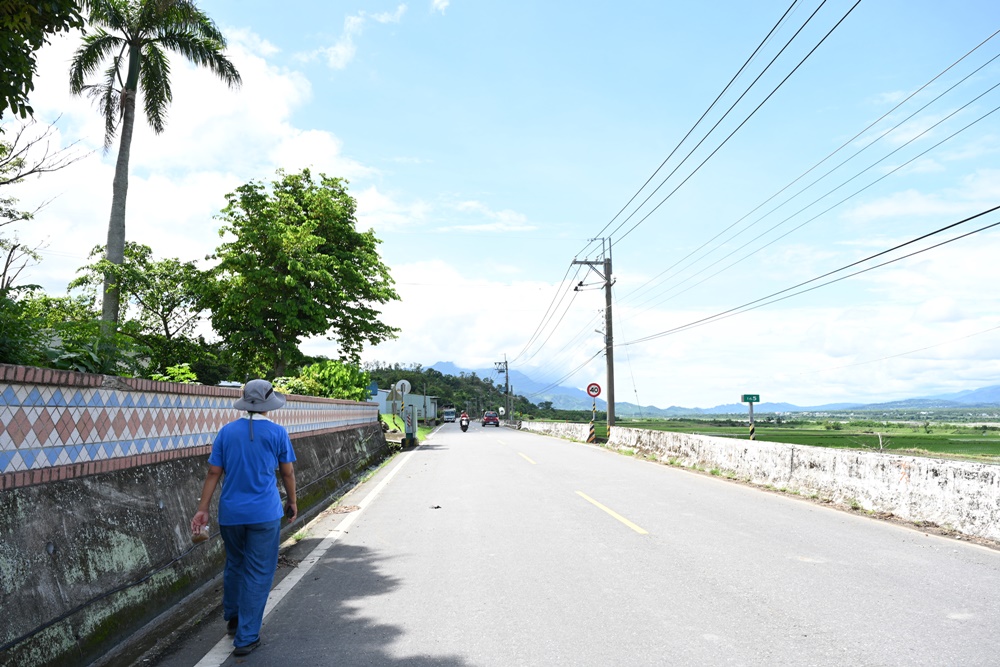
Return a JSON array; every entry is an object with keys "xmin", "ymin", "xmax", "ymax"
[{"xmin": 460, "ymin": 416, "xmax": 469, "ymax": 432}]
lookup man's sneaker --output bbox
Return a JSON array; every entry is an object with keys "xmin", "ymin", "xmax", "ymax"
[
  {"xmin": 227, "ymin": 617, "xmax": 238, "ymax": 636},
  {"xmin": 234, "ymin": 639, "xmax": 261, "ymax": 656}
]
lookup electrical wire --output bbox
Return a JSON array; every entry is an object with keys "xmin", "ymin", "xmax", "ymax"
[
  {"xmin": 577, "ymin": 0, "xmax": 807, "ymax": 259},
  {"xmin": 611, "ymin": 0, "xmax": 864, "ymax": 248},
  {"xmin": 523, "ymin": 311, "xmax": 603, "ymax": 384},
  {"xmin": 510, "ymin": 263, "xmax": 579, "ymax": 364},
  {"xmin": 522, "ymin": 349, "xmax": 604, "ymax": 398},
  {"xmin": 623, "ymin": 97, "xmax": 1000, "ymax": 316},
  {"xmin": 517, "ymin": 284, "xmax": 584, "ymax": 365},
  {"xmin": 621, "ymin": 205, "xmax": 1000, "ymax": 346},
  {"xmin": 619, "ymin": 29, "xmax": 1000, "ymax": 305},
  {"xmin": 520, "ymin": 0, "xmax": 857, "ymax": 374},
  {"xmin": 613, "ymin": 285, "xmax": 643, "ymax": 418}
]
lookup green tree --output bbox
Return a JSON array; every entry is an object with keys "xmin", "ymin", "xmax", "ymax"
[
  {"xmin": 70, "ymin": 241, "xmax": 204, "ymax": 372},
  {"xmin": 1, "ymin": 0, "xmax": 84, "ymax": 118},
  {"xmin": 204, "ymin": 169, "xmax": 399, "ymax": 379},
  {"xmin": 278, "ymin": 360, "xmax": 371, "ymax": 401},
  {"xmin": 69, "ymin": 0, "xmax": 240, "ymax": 326}
]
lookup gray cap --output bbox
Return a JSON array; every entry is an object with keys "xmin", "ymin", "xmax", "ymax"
[{"xmin": 233, "ymin": 379, "xmax": 286, "ymax": 412}]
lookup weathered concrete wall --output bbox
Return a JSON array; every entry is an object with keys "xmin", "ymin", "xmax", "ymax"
[
  {"xmin": 0, "ymin": 422, "xmax": 389, "ymax": 667},
  {"xmin": 519, "ymin": 421, "xmax": 590, "ymax": 441},
  {"xmin": 607, "ymin": 426, "xmax": 1000, "ymax": 542}
]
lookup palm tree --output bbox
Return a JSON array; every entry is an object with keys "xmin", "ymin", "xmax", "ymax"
[{"xmin": 70, "ymin": 0, "xmax": 240, "ymax": 326}]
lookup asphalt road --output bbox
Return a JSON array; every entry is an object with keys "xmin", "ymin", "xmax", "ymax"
[{"xmin": 157, "ymin": 423, "xmax": 1000, "ymax": 666}]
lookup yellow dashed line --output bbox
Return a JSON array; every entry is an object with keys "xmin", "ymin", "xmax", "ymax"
[
  {"xmin": 576, "ymin": 491, "xmax": 649, "ymax": 535},
  {"xmin": 518, "ymin": 452, "xmax": 537, "ymax": 465}
]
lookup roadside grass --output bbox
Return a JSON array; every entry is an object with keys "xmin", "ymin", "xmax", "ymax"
[
  {"xmin": 379, "ymin": 413, "xmax": 432, "ymax": 442},
  {"xmin": 598, "ymin": 419, "xmax": 1000, "ymax": 461}
]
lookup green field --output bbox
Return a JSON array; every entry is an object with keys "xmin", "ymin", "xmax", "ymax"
[{"xmin": 589, "ymin": 418, "xmax": 1000, "ymax": 462}]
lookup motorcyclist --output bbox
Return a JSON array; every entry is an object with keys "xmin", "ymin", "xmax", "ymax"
[{"xmin": 460, "ymin": 410, "xmax": 469, "ymax": 421}]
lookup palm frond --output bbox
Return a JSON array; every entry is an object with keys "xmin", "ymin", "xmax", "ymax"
[
  {"xmin": 81, "ymin": 56, "xmax": 125, "ymax": 152},
  {"xmin": 69, "ymin": 30, "xmax": 124, "ymax": 94},
  {"xmin": 140, "ymin": 43, "xmax": 172, "ymax": 135},
  {"xmin": 84, "ymin": 0, "xmax": 131, "ymax": 35},
  {"xmin": 155, "ymin": 32, "xmax": 241, "ymax": 88}
]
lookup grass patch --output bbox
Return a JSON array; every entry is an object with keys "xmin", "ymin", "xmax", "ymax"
[
  {"xmin": 710, "ymin": 468, "xmax": 721, "ymax": 476},
  {"xmin": 601, "ymin": 418, "xmax": 1000, "ymax": 462}
]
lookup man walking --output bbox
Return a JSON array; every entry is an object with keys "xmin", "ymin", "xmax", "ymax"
[{"xmin": 191, "ymin": 379, "xmax": 297, "ymax": 656}]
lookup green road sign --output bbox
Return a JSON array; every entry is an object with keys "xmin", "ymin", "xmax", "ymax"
[{"xmin": 742, "ymin": 394, "xmax": 759, "ymax": 403}]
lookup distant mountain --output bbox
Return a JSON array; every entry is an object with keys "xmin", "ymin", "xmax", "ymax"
[
  {"xmin": 429, "ymin": 362, "xmax": 607, "ymax": 411},
  {"xmin": 927, "ymin": 385, "xmax": 1000, "ymax": 404},
  {"xmin": 428, "ymin": 362, "xmax": 1000, "ymax": 415}
]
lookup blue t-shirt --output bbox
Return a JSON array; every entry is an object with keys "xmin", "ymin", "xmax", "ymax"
[{"xmin": 208, "ymin": 416, "xmax": 296, "ymax": 525}]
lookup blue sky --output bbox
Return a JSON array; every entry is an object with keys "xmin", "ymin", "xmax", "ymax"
[{"xmin": 7, "ymin": 0, "xmax": 1000, "ymax": 408}]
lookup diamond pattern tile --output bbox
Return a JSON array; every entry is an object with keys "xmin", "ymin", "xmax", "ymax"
[{"xmin": 0, "ymin": 380, "xmax": 377, "ymax": 475}]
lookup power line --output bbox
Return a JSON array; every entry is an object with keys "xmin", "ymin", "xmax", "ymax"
[
  {"xmin": 522, "ymin": 349, "xmax": 604, "ymax": 398},
  {"xmin": 619, "ymin": 29, "xmax": 1000, "ymax": 305},
  {"xmin": 623, "ymin": 94, "xmax": 1000, "ymax": 317},
  {"xmin": 510, "ymin": 263, "xmax": 581, "ymax": 364},
  {"xmin": 611, "ymin": 0, "xmax": 864, "ymax": 248},
  {"xmin": 621, "ymin": 205, "xmax": 1000, "ymax": 346},
  {"xmin": 577, "ymin": 0, "xmax": 807, "ymax": 259}
]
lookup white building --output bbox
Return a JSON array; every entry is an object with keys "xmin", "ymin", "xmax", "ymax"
[{"xmin": 374, "ymin": 389, "xmax": 439, "ymax": 422}]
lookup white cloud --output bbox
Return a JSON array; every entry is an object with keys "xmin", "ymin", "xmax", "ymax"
[
  {"xmin": 227, "ymin": 27, "xmax": 281, "ymax": 57},
  {"xmin": 432, "ymin": 0, "xmax": 450, "ymax": 14},
  {"xmin": 844, "ymin": 170, "xmax": 1000, "ymax": 224},
  {"xmin": 373, "ymin": 5, "xmax": 407, "ymax": 23},
  {"xmin": 445, "ymin": 200, "xmax": 536, "ymax": 232},
  {"xmin": 355, "ymin": 186, "xmax": 430, "ymax": 232},
  {"xmin": 306, "ymin": 6, "xmax": 406, "ymax": 70},
  {"xmin": 10, "ymin": 29, "xmax": 378, "ymax": 294}
]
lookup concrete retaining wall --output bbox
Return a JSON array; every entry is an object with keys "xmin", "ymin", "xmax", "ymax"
[
  {"xmin": 0, "ymin": 365, "xmax": 390, "ymax": 667},
  {"xmin": 519, "ymin": 421, "xmax": 590, "ymax": 441},
  {"xmin": 607, "ymin": 425, "xmax": 1000, "ymax": 542}
]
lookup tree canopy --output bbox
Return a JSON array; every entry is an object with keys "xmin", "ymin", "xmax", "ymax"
[
  {"xmin": 204, "ymin": 169, "xmax": 400, "ymax": 379},
  {"xmin": 0, "ymin": 0, "xmax": 84, "ymax": 119},
  {"xmin": 70, "ymin": 0, "xmax": 240, "ymax": 325}
]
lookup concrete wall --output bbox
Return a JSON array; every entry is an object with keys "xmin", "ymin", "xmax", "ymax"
[
  {"xmin": 607, "ymin": 425, "xmax": 1000, "ymax": 542},
  {"xmin": 519, "ymin": 421, "xmax": 590, "ymax": 441},
  {"xmin": 0, "ymin": 365, "xmax": 390, "ymax": 667}
]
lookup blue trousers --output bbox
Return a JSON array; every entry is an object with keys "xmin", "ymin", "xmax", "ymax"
[{"xmin": 220, "ymin": 519, "xmax": 282, "ymax": 647}]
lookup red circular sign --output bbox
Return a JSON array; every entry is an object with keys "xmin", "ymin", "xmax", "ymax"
[{"xmin": 587, "ymin": 382, "xmax": 601, "ymax": 398}]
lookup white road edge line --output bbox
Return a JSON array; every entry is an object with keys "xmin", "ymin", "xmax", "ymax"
[{"xmin": 194, "ymin": 446, "xmax": 421, "ymax": 666}]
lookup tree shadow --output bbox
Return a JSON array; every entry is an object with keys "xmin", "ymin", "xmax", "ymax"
[{"xmin": 220, "ymin": 542, "xmax": 472, "ymax": 666}]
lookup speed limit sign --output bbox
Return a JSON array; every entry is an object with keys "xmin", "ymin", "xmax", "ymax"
[{"xmin": 586, "ymin": 382, "xmax": 601, "ymax": 398}]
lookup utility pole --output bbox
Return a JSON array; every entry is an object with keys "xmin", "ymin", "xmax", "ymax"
[
  {"xmin": 573, "ymin": 238, "xmax": 615, "ymax": 427},
  {"xmin": 495, "ymin": 356, "xmax": 509, "ymax": 421}
]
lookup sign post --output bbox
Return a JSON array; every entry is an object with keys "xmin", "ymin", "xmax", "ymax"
[
  {"xmin": 587, "ymin": 383, "xmax": 601, "ymax": 443},
  {"xmin": 395, "ymin": 380, "xmax": 414, "ymax": 446},
  {"xmin": 742, "ymin": 394, "xmax": 759, "ymax": 441}
]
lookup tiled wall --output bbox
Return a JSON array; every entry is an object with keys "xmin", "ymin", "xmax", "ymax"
[{"xmin": 0, "ymin": 364, "xmax": 377, "ymax": 489}]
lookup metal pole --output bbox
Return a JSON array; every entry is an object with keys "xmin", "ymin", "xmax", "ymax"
[{"xmin": 749, "ymin": 402, "xmax": 755, "ymax": 441}]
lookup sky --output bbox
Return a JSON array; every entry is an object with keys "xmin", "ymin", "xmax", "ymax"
[{"xmin": 4, "ymin": 0, "xmax": 1000, "ymax": 409}]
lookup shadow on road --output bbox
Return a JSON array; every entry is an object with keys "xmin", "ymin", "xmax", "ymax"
[{"xmin": 236, "ymin": 541, "xmax": 471, "ymax": 666}]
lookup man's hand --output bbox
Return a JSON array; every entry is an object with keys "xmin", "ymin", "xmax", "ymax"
[{"xmin": 191, "ymin": 510, "xmax": 210, "ymax": 535}]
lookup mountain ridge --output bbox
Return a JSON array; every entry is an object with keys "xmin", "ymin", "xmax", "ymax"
[{"xmin": 429, "ymin": 362, "xmax": 1000, "ymax": 414}]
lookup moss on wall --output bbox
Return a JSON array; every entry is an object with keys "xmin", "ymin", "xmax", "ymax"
[{"xmin": 1, "ymin": 422, "xmax": 388, "ymax": 667}]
